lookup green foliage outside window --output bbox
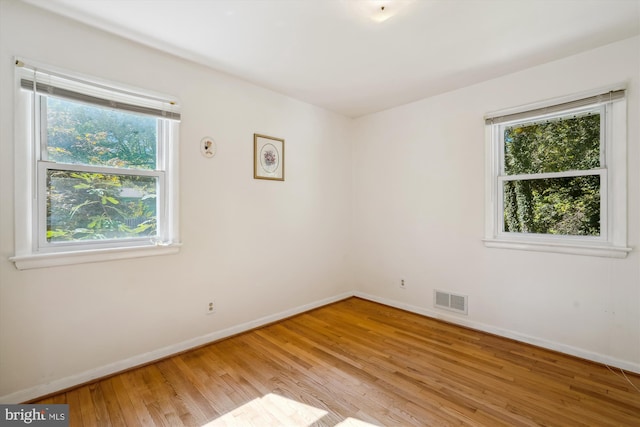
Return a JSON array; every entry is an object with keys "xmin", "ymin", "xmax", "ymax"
[
  {"xmin": 45, "ymin": 97, "xmax": 158, "ymax": 242},
  {"xmin": 503, "ymin": 113, "xmax": 601, "ymax": 236}
]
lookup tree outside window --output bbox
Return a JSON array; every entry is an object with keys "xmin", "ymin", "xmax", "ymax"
[
  {"xmin": 44, "ymin": 97, "xmax": 160, "ymax": 243},
  {"xmin": 501, "ymin": 111, "xmax": 602, "ymax": 237}
]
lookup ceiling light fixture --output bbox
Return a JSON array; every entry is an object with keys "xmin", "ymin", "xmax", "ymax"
[{"xmin": 347, "ymin": 0, "xmax": 414, "ymax": 23}]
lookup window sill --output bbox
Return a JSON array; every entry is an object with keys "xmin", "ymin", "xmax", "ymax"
[
  {"xmin": 483, "ymin": 239, "xmax": 631, "ymax": 258},
  {"xmin": 9, "ymin": 243, "xmax": 182, "ymax": 270}
]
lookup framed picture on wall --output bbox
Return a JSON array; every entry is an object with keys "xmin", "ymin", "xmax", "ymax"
[{"xmin": 254, "ymin": 133, "xmax": 285, "ymax": 181}]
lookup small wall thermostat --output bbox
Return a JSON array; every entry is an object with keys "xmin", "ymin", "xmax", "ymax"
[{"xmin": 201, "ymin": 137, "xmax": 216, "ymax": 158}]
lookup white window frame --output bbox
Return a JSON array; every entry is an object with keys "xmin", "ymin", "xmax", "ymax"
[
  {"xmin": 484, "ymin": 87, "xmax": 630, "ymax": 258},
  {"xmin": 10, "ymin": 58, "xmax": 181, "ymax": 270}
]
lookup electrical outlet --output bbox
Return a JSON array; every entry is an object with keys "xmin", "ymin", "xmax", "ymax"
[
  {"xmin": 207, "ymin": 300, "xmax": 215, "ymax": 315},
  {"xmin": 400, "ymin": 279, "xmax": 406, "ymax": 289}
]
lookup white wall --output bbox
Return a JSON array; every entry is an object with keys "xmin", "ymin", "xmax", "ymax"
[
  {"xmin": 0, "ymin": 1, "xmax": 353, "ymax": 401},
  {"xmin": 1, "ymin": 0, "xmax": 639, "ymax": 404},
  {"xmin": 352, "ymin": 36, "xmax": 640, "ymax": 372}
]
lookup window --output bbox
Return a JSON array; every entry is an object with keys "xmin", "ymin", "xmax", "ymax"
[
  {"xmin": 484, "ymin": 88, "xmax": 630, "ymax": 258},
  {"xmin": 11, "ymin": 59, "xmax": 181, "ymax": 269}
]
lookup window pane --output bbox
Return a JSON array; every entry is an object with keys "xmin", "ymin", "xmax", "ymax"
[
  {"xmin": 504, "ymin": 112, "xmax": 600, "ymax": 175},
  {"xmin": 46, "ymin": 97, "xmax": 157, "ymax": 169},
  {"xmin": 503, "ymin": 176, "xmax": 600, "ymax": 236},
  {"xmin": 47, "ymin": 170, "xmax": 157, "ymax": 242}
]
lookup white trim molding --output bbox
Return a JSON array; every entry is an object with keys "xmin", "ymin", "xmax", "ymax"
[
  {"xmin": 2, "ymin": 290, "xmax": 637, "ymax": 403},
  {"xmin": 354, "ymin": 292, "xmax": 640, "ymax": 375},
  {"xmin": 0, "ymin": 292, "xmax": 353, "ymax": 404},
  {"xmin": 11, "ymin": 58, "xmax": 181, "ymax": 269},
  {"xmin": 484, "ymin": 86, "xmax": 630, "ymax": 257},
  {"xmin": 9, "ymin": 243, "xmax": 182, "ymax": 270},
  {"xmin": 482, "ymin": 238, "xmax": 631, "ymax": 258}
]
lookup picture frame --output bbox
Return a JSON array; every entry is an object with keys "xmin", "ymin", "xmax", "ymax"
[{"xmin": 254, "ymin": 133, "xmax": 285, "ymax": 181}]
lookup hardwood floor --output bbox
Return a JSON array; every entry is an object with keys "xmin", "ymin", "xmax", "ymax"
[{"xmin": 35, "ymin": 297, "xmax": 640, "ymax": 426}]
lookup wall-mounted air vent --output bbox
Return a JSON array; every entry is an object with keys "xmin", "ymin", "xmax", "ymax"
[{"xmin": 434, "ymin": 290, "xmax": 468, "ymax": 315}]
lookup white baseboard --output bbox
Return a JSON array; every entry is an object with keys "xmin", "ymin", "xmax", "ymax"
[
  {"xmin": 354, "ymin": 291, "xmax": 640, "ymax": 375},
  {"xmin": 0, "ymin": 292, "xmax": 353, "ymax": 404},
  {"xmin": 3, "ymin": 290, "xmax": 638, "ymax": 403}
]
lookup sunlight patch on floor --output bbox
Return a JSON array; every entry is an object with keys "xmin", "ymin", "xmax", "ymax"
[
  {"xmin": 201, "ymin": 392, "xmax": 380, "ymax": 426},
  {"xmin": 202, "ymin": 393, "xmax": 326, "ymax": 426},
  {"xmin": 336, "ymin": 417, "xmax": 380, "ymax": 426}
]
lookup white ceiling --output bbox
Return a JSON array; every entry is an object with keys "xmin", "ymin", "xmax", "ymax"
[{"xmin": 23, "ymin": 0, "xmax": 640, "ymax": 117}]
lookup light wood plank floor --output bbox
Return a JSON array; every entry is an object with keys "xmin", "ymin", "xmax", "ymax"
[{"xmin": 35, "ymin": 297, "xmax": 640, "ymax": 426}]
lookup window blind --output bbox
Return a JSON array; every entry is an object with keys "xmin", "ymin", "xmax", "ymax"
[
  {"xmin": 485, "ymin": 89, "xmax": 625, "ymax": 125},
  {"xmin": 17, "ymin": 59, "xmax": 181, "ymax": 121}
]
